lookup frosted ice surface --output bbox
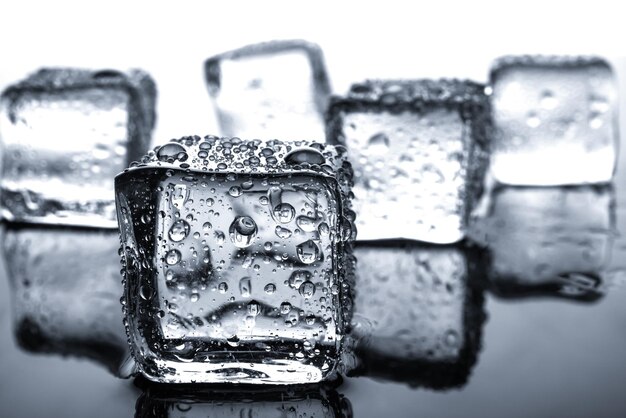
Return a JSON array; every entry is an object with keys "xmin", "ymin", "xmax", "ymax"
[
  {"xmin": 205, "ymin": 40, "xmax": 331, "ymax": 141},
  {"xmin": 348, "ymin": 243, "xmax": 485, "ymax": 389},
  {"xmin": 489, "ymin": 55, "xmax": 618, "ymax": 185},
  {"xmin": 326, "ymin": 79, "xmax": 490, "ymax": 243},
  {"xmin": 3, "ymin": 226, "xmax": 129, "ymax": 376},
  {"xmin": 115, "ymin": 135, "xmax": 355, "ymax": 384},
  {"xmin": 0, "ymin": 68, "xmax": 156, "ymax": 227},
  {"xmin": 469, "ymin": 185, "xmax": 614, "ymax": 300}
]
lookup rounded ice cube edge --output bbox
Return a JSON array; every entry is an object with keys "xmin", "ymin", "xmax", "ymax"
[{"xmin": 115, "ymin": 135, "xmax": 356, "ymax": 384}]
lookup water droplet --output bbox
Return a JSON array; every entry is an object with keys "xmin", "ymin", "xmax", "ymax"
[
  {"xmin": 264, "ymin": 283, "xmax": 276, "ymax": 294},
  {"xmin": 203, "ymin": 221, "xmax": 212, "ymax": 231},
  {"xmin": 228, "ymin": 186, "xmax": 242, "ymax": 197},
  {"xmin": 540, "ymin": 90, "xmax": 557, "ymax": 109},
  {"xmin": 444, "ymin": 330, "xmax": 460, "ymax": 348},
  {"xmin": 218, "ymin": 282, "xmax": 228, "ymax": 293},
  {"xmin": 280, "ymin": 302, "xmax": 292, "ymax": 314},
  {"xmin": 157, "ymin": 143, "xmax": 188, "ymax": 162},
  {"xmin": 190, "ymin": 293, "xmax": 200, "ymax": 302},
  {"xmin": 247, "ymin": 301, "xmax": 261, "ymax": 316},
  {"xmin": 296, "ymin": 240, "xmax": 320, "ymax": 264},
  {"xmin": 289, "ymin": 270, "xmax": 311, "ymax": 289},
  {"xmin": 275, "ymin": 226, "xmax": 292, "ymax": 239},
  {"xmin": 165, "ymin": 249, "xmax": 181, "ymax": 265},
  {"xmin": 139, "ymin": 285, "xmax": 153, "ymax": 301},
  {"xmin": 273, "ymin": 203, "xmax": 295, "ymax": 223},
  {"xmin": 239, "ymin": 277, "xmax": 252, "ymax": 297},
  {"xmin": 141, "ymin": 213, "xmax": 152, "ymax": 224},
  {"xmin": 169, "ymin": 220, "xmax": 190, "ymax": 242},
  {"xmin": 284, "ymin": 148, "xmax": 325, "ymax": 165},
  {"xmin": 367, "ymin": 133, "xmax": 390, "ymax": 154},
  {"xmin": 526, "ymin": 112, "xmax": 541, "ymax": 128},
  {"xmin": 296, "ymin": 215, "xmax": 317, "ymax": 232},
  {"xmin": 214, "ymin": 230, "xmax": 225, "ymax": 245},
  {"xmin": 318, "ymin": 222, "xmax": 330, "ymax": 236},
  {"xmin": 229, "ymin": 216, "xmax": 258, "ymax": 248}
]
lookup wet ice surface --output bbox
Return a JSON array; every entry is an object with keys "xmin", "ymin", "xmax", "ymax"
[
  {"xmin": 115, "ymin": 136, "xmax": 355, "ymax": 384},
  {"xmin": 326, "ymin": 79, "xmax": 490, "ymax": 243},
  {"xmin": 489, "ymin": 56, "xmax": 618, "ymax": 186},
  {"xmin": 0, "ymin": 68, "xmax": 156, "ymax": 227},
  {"xmin": 205, "ymin": 40, "xmax": 331, "ymax": 141}
]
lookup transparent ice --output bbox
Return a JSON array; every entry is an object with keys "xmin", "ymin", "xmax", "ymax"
[
  {"xmin": 469, "ymin": 185, "xmax": 614, "ymax": 300},
  {"xmin": 326, "ymin": 79, "xmax": 490, "ymax": 243},
  {"xmin": 2, "ymin": 225, "xmax": 130, "ymax": 376},
  {"xmin": 136, "ymin": 385, "xmax": 351, "ymax": 418},
  {"xmin": 205, "ymin": 40, "xmax": 331, "ymax": 141},
  {"xmin": 489, "ymin": 55, "xmax": 618, "ymax": 186},
  {"xmin": 0, "ymin": 68, "xmax": 156, "ymax": 227},
  {"xmin": 347, "ymin": 242, "xmax": 485, "ymax": 389},
  {"xmin": 115, "ymin": 136, "xmax": 355, "ymax": 384}
]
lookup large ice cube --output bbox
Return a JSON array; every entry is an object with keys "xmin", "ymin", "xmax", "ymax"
[
  {"xmin": 0, "ymin": 68, "xmax": 156, "ymax": 227},
  {"xmin": 205, "ymin": 40, "xmax": 331, "ymax": 141},
  {"xmin": 136, "ymin": 384, "xmax": 351, "ymax": 418},
  {"xmin": 326, "ymin": 79, "xmax": 490, "ymax": 243},
  {"xmin": 115, "ymin": 135, "xmax": 355, "ymax": 384},
  {"xmin": 469, "ymin": 185, "xmax": 614, "ymax": 301},
  {"xmin": 489, "ymin": 55, "xmax": 618, "ymax": 185},
  {"xmin": 2, "ymin": 225, "xmax": 129, "ymax": 376},
  {"xmin": 347, "ymin": 242, "xmax": 486, "ymax": 389}
]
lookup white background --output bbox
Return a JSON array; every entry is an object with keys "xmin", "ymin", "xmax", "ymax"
[{"xmin": 0, "ymin": 0, "xmax": 623, "ymax": 146}]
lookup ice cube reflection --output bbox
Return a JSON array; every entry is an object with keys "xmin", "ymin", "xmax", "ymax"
[
  {"xmin": 469, "ymin": 185, "xmax": 615, "ymax": 301},
  {"xmin": 135, "ymin": 381, "xmax": 351, "ymax": 418},
  {"xmin": 347, "ymin": 242, "xmax": 487, "ymax": 389},
  {"xmin": 2, "ymin": 224, "xmax": 130, "ymax": 376}
]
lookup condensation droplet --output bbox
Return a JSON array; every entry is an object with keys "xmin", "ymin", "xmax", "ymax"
[
  {"xmin": 296, "ymin": 240, "xmax": 320, "ymax": 264},
  {"xmin": 299, "ymin": 281, "xmax": 316, "ymax": 299},
  {"xmin": 165, "ymin": 249, "xmax": 181, "ymax": 265},
  {"xmin": 229, "ymin": 216, "xmax": 258, "ymax": 248},
  {"xmin": 275, "ymin": 226, "xmax": 292, "ymax": 239},
  {"xmin": 273, "ymin": 203, "xmax": 295, "ymax": 224},
  {"xmin": 239, "ymin": 277, "xmax": 252, "ymax": 297},
  {"xmin": 169, "ymin": 220, "xmax": 190, "ymax": 242},
  {"xmin": 367, "ymin": 133, "xmax": 390, "ymax": 154},
  {"xmin": 284, "ymin": 148, "xmax": 325, "ymax": 165}
]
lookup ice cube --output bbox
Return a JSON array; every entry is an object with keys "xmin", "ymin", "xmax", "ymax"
[
  {"xmin": 469, "ymin": 185, "xmax": 614, "ymax": 301},
  {"xmin": 326, "ymin": 79, "xmax": 490, "ymax": 243},
  {"xmin": 135, "ymin": 384, "xmax": 351, "ymax": 418},
  {"xmin": 115, "ymin": 135, "xmax": 355, "ymax": 384},
  {"xmin": 489, "ymin": 55, "xmax": 618, "ymax": 185},
  {"xmin": 347, "ymin": 242, "xmax": 486, "ymax": 389},
  {"xmin": 2, "ymin": 225, "xmax": 129, "ymax": 376},
  {"xmin": 0, "ymin": 68, "xmax": 157, "ymax": 227},
  {"xmin": 205, "ymin": 40, "xmax": 331, "ymax": 141}
]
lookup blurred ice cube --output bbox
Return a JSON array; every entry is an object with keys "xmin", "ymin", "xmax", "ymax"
[
  {"xmin": 326, "ymin": 79, "xmax": 490, "ymax": 243},
  {"xmin": 205, "ymin": 40, "xmax": 331, "ymax": 141},
  {"xmin": 135, "ymin": 384, "xmax": 351, "ymax": 418},
  {"xmin": 489, "ymin": 56, "xmax": 618, "ymax": 185},
  {"xmin": 469, "ymin": 185, "xmax": 614, "ymax": 301},
  {"xmin": 0, "ymin": 68, "xmax": 156, "ymax": 227},
  {"xmin": 2, "ymin": 225, "xmax": 129, "ymax": 376},
  {"xmin": 347, "ymin": 242, "xmax": 486, "ymax": 389}
]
